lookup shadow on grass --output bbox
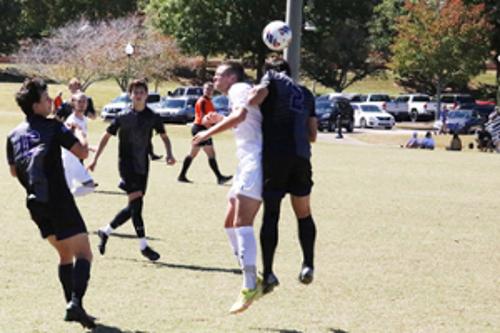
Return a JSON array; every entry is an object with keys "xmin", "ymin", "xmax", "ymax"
[
  {"xmin": 90, "ymin": 231, "xmax": 161, "ymax": 241},
  {"xmin": 94, "ymin": 190, "xmax": 127, "ymax": 196},
  {"xmin": 329, "ymin": 329, "xmax": 349, "ymax": 333},
  {"xmin": 251, "ymin": 328, "xmax": 303, "ymax": 333},
  {"xmin": 116, "ymin": 257, "xmax": 241, "ymax": 275},
  {"xmin": 88, "ymin": 323, "xmax": 149, "ymax": 333}
]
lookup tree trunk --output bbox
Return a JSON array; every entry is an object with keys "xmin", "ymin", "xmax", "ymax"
[{"xmin": 436, "ymin": 78, "xmax": 442, "ymax": 121}]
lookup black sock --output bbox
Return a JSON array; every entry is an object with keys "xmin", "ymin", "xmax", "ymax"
[
  {"xmin": 260, "ymin": 197, "xmax": 282, "ymax": 279},
  {"xmin": 110, "ymin": 206, "xmax": 131, "ymax": 229},
  {"xmin": 58, "ymin": 263, "xmax": 73, "ymax": 303},
  {"xmin": 130, "ymin": 197, "xmax": 145, "ymax": 238},
  {"xmin": 71, "ymin": 259, "xmax": 91, "ymax": 307},
  {"xmin": 179, "ymin": 156, "xmax": 193, "ymax": 179},
  {"xmin": 298, "ymin": 215, "xmax": 316, "ymax": 269},
  {"xmin": 208, "ymin": 157, "xmax": 223, "ymax": 179}
]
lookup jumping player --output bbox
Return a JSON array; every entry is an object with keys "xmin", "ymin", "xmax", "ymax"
[
  {"xmin": 7, "ymin": 78, "xmax": 96, "ymax": 328},
  {"xmin": 193, "ymin": 61, "xmax": 262, "ymax": 314},
  {"xmin": 88, "ymin": 79, "xmax": 176, "ymax": 261}
]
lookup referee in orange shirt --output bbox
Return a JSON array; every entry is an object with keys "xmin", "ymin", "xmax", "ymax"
[{"xmin": 178, "ymin": 82, "xmax": 232, "ymax": 184}]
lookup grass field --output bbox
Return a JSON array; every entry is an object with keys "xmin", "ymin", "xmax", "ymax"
[{"xmin": 0, "ymin": 96, "xmax": 499, "ymax": 333}]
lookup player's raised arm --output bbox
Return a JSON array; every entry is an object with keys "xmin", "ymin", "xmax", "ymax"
[
  {"xmin": 159, "ymin": 132, "xmax": 176, "ymax": 165},
  {"xmin": 193, "ymin": 106, "xmax": 247, "ymax": 145}
]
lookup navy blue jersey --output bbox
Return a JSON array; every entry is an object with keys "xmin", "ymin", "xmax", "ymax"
[
  {"xmin": 6, "ymin": 115, "xmax": 78, "ymax": 203},
  {"xmin": 107, "ymin": 107, "xmax": 165, "ymax": 175},
  {"xmin": 260, "ymin": 70, "xmax": 316, "ymax": 159}
]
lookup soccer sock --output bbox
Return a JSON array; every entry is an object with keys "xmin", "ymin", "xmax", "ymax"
[
  {"xmin": 179, "ymin": 156, "xmax": 193, "ymax": 178},
  {"xmin": 139, "ymin": 238, "xmax": 148, "ymax": 251},
  {"xmin": 58, "ymin": 263, "xmax": 73, "ymax": 304},
  {"xmin": 109, "ymin": 206, "xmax": 131, "ymax": 229},
  {"xmin": 130, "ymin": 197, "xmax": 145, "ymax": 239},
  {"xmin": 260, "ymin": 197, "xmax": 281, "ymax": 279},
  {"xmin": 71, "ymin": 258, "xmax": 91, "ymax": 307},
  {"xmin": 298, "ymin": 215, "xmax": 316, "ymax": 269},
  {"xmin": 102, "ymin": 224, "xmax": 114, "ymax": 236},
  {"xmin": 235, "ymin": 226, "xmax": 257, "ymax": 290},
  {"xmin": 225, "ymin": 227, "xmax": 239, "ymax": 264},
  {"xmin": 208, "ymin": 157, "xmax": 223, "ymax": 179}
]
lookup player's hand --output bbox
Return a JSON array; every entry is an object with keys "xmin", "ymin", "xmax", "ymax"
[
  {"xmin": 166, "ymin": 155, "xmax": 176, "ymax": 165},
  {"xmin": 193, "ymin": 130, "xmax": 209, "ymax": 145},
  {"xmin": 87, "ymin": 159, "xmax": 97, "ymax": 172},
  {"xmin": 202, "ymin": 112, "xmax": 223, "ymax": 128}
]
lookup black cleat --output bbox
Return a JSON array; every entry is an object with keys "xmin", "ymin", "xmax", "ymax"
[
  {"xmin": 151, "ymin": 154, "xmax": 163, "ymax": 161},
  {"xmin": 141, "ymin": 246, "xmax": 160, "ymax": 261},
  {"xmin": 261, "ymin": 272, "xmax": 280, "ymax": 294},
  {"xmin": 64, "ymin": 303, "xmax": 96, "ymax": 329},
  {"xmin": 217, "ymin": 175, "xmax": 233, "ymax": 185},
  {"xmin": 177, "ymin": 176, "xmax": 192, "ymax": 183},
  {"xmin": 299, "ymin": 266, "xmax": 314, "ymax": 285},
  {"xmin": 97, "ymin": 229, "xmax": 108, "ymax": 255}
]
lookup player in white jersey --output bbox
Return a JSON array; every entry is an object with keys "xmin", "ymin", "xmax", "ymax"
[
  {"xmin": 62, "ymin": 92, "xmax": 96, "ymax": 197},
  {"xmin": 193, "ymin": 61, "xmax": 263, "ymax": 314}
]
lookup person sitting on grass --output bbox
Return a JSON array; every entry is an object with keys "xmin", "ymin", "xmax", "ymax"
[
  {"xmin": 446, "ymin": 132, "xmax": 462, "ymax": 151},
  {"xmin": 420, "ymin": 131, "xmax": 435, "ymax": 150},
  {"xmin": 404, "ymin": 132, "xmax": 420, "ymax": 148}
]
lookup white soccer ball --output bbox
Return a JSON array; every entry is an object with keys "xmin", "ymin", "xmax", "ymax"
[{"xmin": 262, "ymin": 20, "xmax": 292, "ymax": 51}]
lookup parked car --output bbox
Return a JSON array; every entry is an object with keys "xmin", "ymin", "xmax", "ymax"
[
  {"xmin": 154, "ymin": 97, "xmax": 197, "ymax": 123},
  {"xmin": 352, "ymin": 104, "xmax": 395, "ymax": 129},
  {"xmin": 212, "ymin": 95, "xmax": 229, "ymax": 116},
  {"xmin": 446, "ymin": 109, "xmax": 484, "ymax": 134},
  {"xmin": 101, "ymin": 92, "xmax": 162, "ymax": 120},
  {"xmin": 426, "ymin": 93, "xmax": 476, "ymax": 115},
  {"xmin": 385, "ymin": 94, "xmax": 434, "ymax": 122},
  {"xmin": 316, "ymin": 96, "xmax": 354, "ymax": 132},
  {"xmin": 167, "ymin": 86, "xmax": 203, "ymax": 98},
  {"xmin": 349, "ymin": 93, "xmax": 391, "ymax": 111}
]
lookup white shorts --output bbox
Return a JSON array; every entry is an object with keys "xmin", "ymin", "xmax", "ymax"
[
  {"xmin": 228, "ymin": 155, "xmax": 262, "ymax": 201},
  {"xmin": 62, "ymin": 149, "xmax": 93, "ymax": 189}
]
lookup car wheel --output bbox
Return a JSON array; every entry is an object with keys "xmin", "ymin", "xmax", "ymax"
[
  {"xmin": 328, "ymin": 121, "xmax": 335, "ymax": 132},
  {"xmin": 385, "ymin": 126, "xmax": 392, "ymax": 130},
  {"xmin": 346, "ymin": 121, "xmax": 354, "ymax": 133},
  {"xmin": 360, "ymin": 118, "xmax": 367, "ymax": 128},
  {"xmin": 410, "ymin": 109, "xmax": 418, "ymax": 122}
]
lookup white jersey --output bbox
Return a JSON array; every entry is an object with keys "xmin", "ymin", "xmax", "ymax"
[
  {"xmin": 65, "ymin": 112, "xmax": 88, "ymax": 136},
  {"xmin": 227, "ymin": 82, "xmax": 262, "ymax": 161}
]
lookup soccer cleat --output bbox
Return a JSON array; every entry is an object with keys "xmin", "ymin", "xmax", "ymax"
[
  {"xmin": 97, "ymin": 229, "xmax": 108, "ymax": 255},
  {"xmin": 229, "ymin": 284, "xmax": 262, "ymax": 314},
  {"xmin": 150, "ymin": 154, "xmax": 163, "ymax": 161},
  {"xmin": 141, "ymin": 246, "xmax": 160, "ymax": 261},
  {"xmin": 64, "ymin": 303, "xmax": 96, "ymax": 329},
  {"xmin": 217, "ymin": 175, "xmax": 233, "ymax": 185},
  {"xmin": 261, "ymin": 272, "xmax": 280, "ymax": 294},
  {"xmin": 299, "ymin": 266, "xmax": 314, "ymax": 285},
  {"xmin": 177, "ymin": 176, "xmax": 192, "ymax": 183}
]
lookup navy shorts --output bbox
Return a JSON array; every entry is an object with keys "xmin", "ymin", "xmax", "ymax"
[
  {"xmin": 263, "ymin": 156, "xmax": 313, "ymax": 199},
  {"xmin": 27, "ymin": 198, "xmax": 87, "ymax": 241},
  {"xmin": 191, "ymin": 124, "xmax": 213, "ymax": 147}
]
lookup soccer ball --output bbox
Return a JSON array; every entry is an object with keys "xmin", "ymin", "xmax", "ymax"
[{"xmin": 262, "ymin": 20, "xmax": 292, "ymax": 51}]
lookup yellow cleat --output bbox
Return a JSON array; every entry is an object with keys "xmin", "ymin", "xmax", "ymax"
[{"xmin": 229, "ymin": 283, "xmax": 262, "ymax": 314}]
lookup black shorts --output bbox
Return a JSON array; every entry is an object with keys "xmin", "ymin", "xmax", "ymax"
[
  {"xmin": 263, "ymin": 156, "xmax": 313, "ymax": 199},
  {"xmin": 119, "ymin": 171, "xmax": 148, "ymax": 194},
  {"xmin": 27, "ymin": 198, "xmax": 87, "ymax": 241},
  {"xmin": 191, "ymin": 124, "xmax": 213, "ymax": 146}
]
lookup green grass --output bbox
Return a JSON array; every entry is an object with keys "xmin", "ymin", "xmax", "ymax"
[{"xmin": 0, "ymin": 109, "xmax": 499, "ymax": 332}]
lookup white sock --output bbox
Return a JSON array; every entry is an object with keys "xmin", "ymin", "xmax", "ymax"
[
  {"xmin": 139, "ymin": 238, "xmax": 148, "ymax": 251},
  {"xmin": 235, "ymin": 226, "xmax": 257, "ymax": 289},
  {"xmin": 225, "ymin": 227, "xmax": 239, "ymax": 265},
  {"xmin": 102, "ymin": 224, "xmax": 114, "ymax": 236}
]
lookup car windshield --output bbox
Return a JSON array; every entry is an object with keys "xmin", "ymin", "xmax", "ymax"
[
  {"xmin": 370, "ymin": 95, "xmax": 390, "ymax": 102},
  {"xmin": 316, "ymin": 102, "xmax": 331, "ymax": 114},
  {"xmin": 161, "ymin": 99, "xmax": 185, "ymax": 108},
  {"xmin": 413, "ymin": 96, "xmax": 430, "ymax": 102},
  {"xmin": 448, "ymin": 111, "xmax": 472, "ymax": 119},
  {"xmin": 213, "ymin": 96, "xmax": 228, "ymax": 108},
  {"xmin": 112, "ymin": 95, "xmax": 131, "ymax": 103},
  {"xmin": 186, "ymin": 88, "xmax": 203, "ymax": 95},
  {"xmin": 147, "ymin": 95, "xmax": 161, "ymax": 103},
  {"xmin": 360, "ymin": 105, "xmax": 381, "ymax": 112}
]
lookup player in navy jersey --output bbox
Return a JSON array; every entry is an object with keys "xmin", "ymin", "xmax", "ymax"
[
  {"xmin": 249, "ymin": 58, "xmax": 318, "ymax": 293},
  {"xmin": 7, "ymin": 78, "xmax": 96, "ymax": 328},
  {"xmin": 88, "ymin": 79, "xmax": 176, "ymax": 261}
]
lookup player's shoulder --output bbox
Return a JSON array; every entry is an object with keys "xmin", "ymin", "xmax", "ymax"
[{"xmin": 229, "ymin": 82, "xmax": 252, "ymax": 96}]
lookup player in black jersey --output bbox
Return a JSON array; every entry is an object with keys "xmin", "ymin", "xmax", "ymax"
[
  {"xmin": 89, "ymin": 79, "xmax": 176, "ymax": 261},
  {"xmin": 7, "ymin": 78, "xmax": 96, "ymax": 328}
]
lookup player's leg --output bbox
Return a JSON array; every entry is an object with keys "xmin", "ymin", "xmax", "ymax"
[
  {"xmin": 126, "ymin": 190, "xmax": 158, "ymax": 261},
  {"xmin": 178, "ymin": 144, "xmax": 201, "ymax": 182},
  {"xmin": 48, "ymin": 235, "xmax": 74, "ymax": 304},
  {"xmin": 97, "ymin": 193, "xmax": 133, "ymax": 255},
  {"xmin": 203, "ymin": 145, "xmax": 232, "ymax": 184},
  {"xmin": 260, "ymin": 195, "xmax": 283, "ymax": 293},
  {"xmin": 224, "ymin": 197, "xmax": 239, "ymax": 265}
]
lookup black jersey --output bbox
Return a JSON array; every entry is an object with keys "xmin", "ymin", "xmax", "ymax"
[
  {"xmin": 6, "ymin": 115, "xmax": 78, "ymax": 203},
  {"xmin": 107, "ymin": 107, "xmax": 165, "ymax": 175},
  {"xmin": 260, "ymin": 70, "xmax": 316, "ymax": 160}
]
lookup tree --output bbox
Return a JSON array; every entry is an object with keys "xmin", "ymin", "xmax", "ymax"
[
  {"xmin": 392, "ymin": 0, "xmax": 493, "ymax": 98},
  {"xmin": 0, "ymin": 0, "xmax": 22, "ymax": 54},
  {"xmin": 302, "ymin": 0, "xmax": 383, "ymax": 92},
  {"xmin": 15, "ymin": 16, "xmax": 187, "ymax": 91}
]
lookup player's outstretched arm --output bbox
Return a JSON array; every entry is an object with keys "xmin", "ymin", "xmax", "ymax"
[
  {"xmin": 87, "ymin": 132, "xmax": 111, "ymax": 171},
  {"xmin": 159, "ymin": 133, "xmax": 176, "ymax": 165},
  {"xmin": 193, "ymin": 107, "xmax": 247, "ymax": 145}
]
